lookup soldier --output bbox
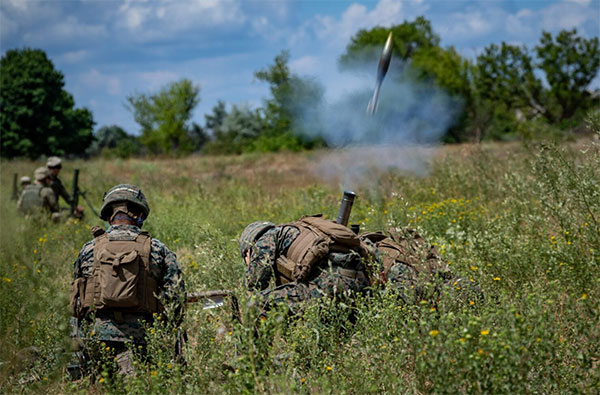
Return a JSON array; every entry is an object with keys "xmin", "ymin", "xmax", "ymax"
[
  {"xmin": 240, "ymin": 216, "xmax": 372, "ymax": 316},
  {"xmin": 47, "ymin": 156, "xmax": 73, "ymax": 206},
  {"xmin": 20, "ymin": 175, "xmax": 31, "ymax": 189},
  {"xmin": 360, "ymin": 228, "xmax": 482, "ymax": 305},
  {"xmin": 69, "ymin": 184, "xmax": 185, "ymax": 376},
  {"xmin": 17, "ymin": 167, "xmax": 60, "ymax": 219}
]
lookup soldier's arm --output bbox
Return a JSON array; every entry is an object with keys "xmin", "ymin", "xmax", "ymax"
[
  {"xmin": 42, "ymin": 188, "xmax": 60, "ymax": 213},
  {"xmin": 244, "ymin": 228, "xmax": 279, "ymax": 291},
  {"xmin": 56, "ymin": 179, "xmax": 73, "ymax": 204},
  {"xmin": 153, "ymin": 240, "xmax": 186, "ymax": 321}
]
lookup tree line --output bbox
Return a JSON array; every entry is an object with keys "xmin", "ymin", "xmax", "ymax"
[{"xmin": 1, "ymin": 17, "xmax": 598, "ymax": 159}]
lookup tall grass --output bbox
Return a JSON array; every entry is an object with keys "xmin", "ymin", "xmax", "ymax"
[{"xmin": 1, "ymin": 138, "xmax": 598, "ymax": 393}]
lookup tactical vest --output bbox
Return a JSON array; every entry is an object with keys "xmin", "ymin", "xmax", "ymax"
[
  {"xmin": 360, "ymin": 228, "xmax": 450, "ymax": 283},
  {"xmin": 19, "ymin": 184, "xmax": 43, "ymax": 214},
  {"xmin": 275, "ymin": 216, "xmax": 372, "ymax": 284},
  {"xmin": 70, "ymin": 229, "xmax": 160, "ymax": 317}
]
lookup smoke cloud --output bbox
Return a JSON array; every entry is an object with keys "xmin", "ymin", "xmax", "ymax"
[{"xmin": 287, "ymin": 58, "xmax": 462, "ymax": 190}]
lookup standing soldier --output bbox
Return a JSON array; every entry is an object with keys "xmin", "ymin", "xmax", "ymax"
[
  {"xmin": 47, "ymin": 156, "xmax": 73, "ymax": 206},
  {"xmin": 17, "ymin": 167, "xmax": 60, "ymax": 219},
  {"xmin": 69, "ymin": 184, "xmax": 185, "ymax": 376},
  {"xmin": 239, "ymin": 216, "xmax": 372, "ymax": 316}
]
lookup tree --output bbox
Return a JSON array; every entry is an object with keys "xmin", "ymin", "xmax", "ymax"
[
  {"xmin": 86, "ymin": 125, "xmax": 140, "ymax": 158},
  {"xmin": 254, "ymin": 50, "xmax": 324, "ymax": 151},
  {"xmin": 126, "ymin": 79, "xmax": 200, "ymax": 155},
  {"xmin": 535, "ymin": 29, "xmax": 599, "ymax": 122},
  {"xmin": 0, "ymin": 48, "xmax": 95, "ymax": 158}
]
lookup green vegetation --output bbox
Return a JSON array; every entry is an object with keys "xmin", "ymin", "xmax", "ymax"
[
  {"xmin": 1, "ymin": 136, "xmax": 598, "ymax": 392},
  {"xmin": 0, "ymin": 48, "xmax": 95, "ymax": 159},
  {"xmin": 126, "ymin": 79, "xmax": 201, "ymax": 155}
]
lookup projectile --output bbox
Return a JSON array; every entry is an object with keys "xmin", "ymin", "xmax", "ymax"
[{"xmin": 366, "ymin": 32, "xmax": 393, "ymax": 115}]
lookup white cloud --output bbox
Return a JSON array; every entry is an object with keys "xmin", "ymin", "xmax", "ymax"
[
  {"xmin": 56, "ymin": 50, "xmax": 89, "ymax": 64},
  {"xmin": 540, "ymin": 1, "xmax": 597, "ymax": 32},
  {"xmin": 116, "ymin": 0, "xmax": 245, "ymax": 40},
  {"xmin": 136, "ymin": 70, "xmax": 180, "ymax": 90},
  {"xmin": 80, "ymin": 69, "xmax": 122, "ymax": 95}
]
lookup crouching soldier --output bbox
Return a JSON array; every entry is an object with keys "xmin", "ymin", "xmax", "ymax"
[
  {"xmin": 18, "ymin": 167, "xmax": 61, "ymax": 221},
  {"xmin": 69, "ymin": 184, "xmax": 185, "ymax": 377},
  {"xmin": 360, "ymin": 228, "xmax": 482, "ymax": 306},
  {"xmin": 239, "ymin": 216, "xmax": 373, "ymax": 317}
]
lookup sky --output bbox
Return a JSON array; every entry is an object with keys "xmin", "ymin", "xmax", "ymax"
[{"xmin": 1, "ymin": 0, "xmax": 599, "ymax": 136}]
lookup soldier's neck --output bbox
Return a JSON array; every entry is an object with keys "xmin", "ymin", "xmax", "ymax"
[{"xmin": 111, "ymin": 218, "xmax": 137, "ymax": 226}]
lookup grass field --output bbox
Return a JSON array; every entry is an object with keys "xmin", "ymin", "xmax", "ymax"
[{"xmin": 0, "ymin": 137, "xmax": 598, "ymax": 393}]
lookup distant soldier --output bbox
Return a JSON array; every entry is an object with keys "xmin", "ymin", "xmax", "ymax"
[
  {"xmin": 69, "ymin": 184, "xmax": 185, "ymax": 376},
  {"xmin": 47, "ymin": 156, "xmax": 73, "ymax": 206},
  {"xmin": 17, "ymin": 167, "xmax": 60, "ymax": 219},
  {"xmin": 240, "ymin": 216, "xmax": 372, "ymax": 316},
  {"xmin": 20, "ymin": 175, "xmax": 31, "ymax": 189}
]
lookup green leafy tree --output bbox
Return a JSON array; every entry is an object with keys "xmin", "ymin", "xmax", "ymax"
[
  {"xmin": 126, "ymin": 79, "xmax": 200, "ymax": 155},
  {"xmin": 535, "ymin": 29, "xmax": 599, "ymax": 122},
  {"xmin": 206, "ymin": 104, "xmax": 264, "ymax": 154},
  {"xmin": 0, "ymin": 48, "xmax": 95, "ymax": 158},
  {"xmin": 86, "ymin": 125, "xmax": 140, "ymax": 158},
  {"xmin": 254, "ymin": 50, "xmax": 324, "ymax": 151}
]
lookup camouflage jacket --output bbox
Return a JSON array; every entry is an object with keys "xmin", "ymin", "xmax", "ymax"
[
  {"xmin": 72, "ymin": 224, "xmax": 185, "ymax": 343},
  {"xmin": 50, "ymin": 175, "xmax": 72, "ymax": 205},
  {"xmin": 244, "ymin": 225, "xmax": 368, "ymax": 294},
  {"xmin": 17, "ymin": 184, "xmax": 59, "ymax": 214}
]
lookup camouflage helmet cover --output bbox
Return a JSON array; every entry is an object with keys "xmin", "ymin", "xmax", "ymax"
[
  {"xmin": 239, "ymin": 221, "xmax": 275, "ymax": 258},
  {"xmin": 34, "ymin": 167, "xmax": 50, "ymax": 181},
  {"xmin": 99, "ymin": 184, "xmax": 150, "ymax": 221},
  {"xmin": 47, "ymin": 156, "xmax": 62, "ymax": 168}
]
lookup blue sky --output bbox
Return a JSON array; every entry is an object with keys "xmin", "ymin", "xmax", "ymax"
[{"xmin": 2, "ymin": 0, "xmax": 599, "ymax": 135}]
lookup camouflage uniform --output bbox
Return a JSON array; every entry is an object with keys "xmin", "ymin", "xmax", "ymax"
[
  {"xmin": 17, "ymin": 167, "xmax": 60, "ymax": 218},
  {"xmin": 17, "ymin": 184, "xmax": 59, "ymax": 215},
  {"xmin": 361, "ymin": 228, "xmax": 482, "ymax": 305},
  {"xmin": 72, "ymin": 224, "xmax": 185, "ymax": 375},
  {"xmin": 245, "ymin": 225, "xmax": 369, "ymax": 315},
  {"xmin": 47, "ymin": 156, "xmax": 73, "ymax": 205},
  {"xmin": 49, "ymin": 175, "xmax": 72, "ymax": 205}
]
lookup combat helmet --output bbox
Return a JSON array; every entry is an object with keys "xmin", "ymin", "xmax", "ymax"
[
  {"xmin": 34, "ymin": 167, "xmax": 50, "ymax": 181},
  {"xmin": 99, "ymin": 184, "xmax": 150, "ymax": 221},
  {"xmin": 239, "ymin": 221, "xmax": 275, "ymax": 258}
]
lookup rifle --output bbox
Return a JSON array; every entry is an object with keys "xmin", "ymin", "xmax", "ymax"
[
  {"xmin": 70, "ymin": 169, "xmax": 99, "ymax": 218},
  {"xmin": 11, "ymin": 173, "xmax": 18, "ymax": 200},
  {"xmin": 186, "ymin": 290, "xmax": 241, "ymax": 323}
]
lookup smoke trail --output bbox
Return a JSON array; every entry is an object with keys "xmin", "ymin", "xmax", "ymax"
[{"xmin": 287, "ymin": 60, "xmax": 462, "ymax": 189}]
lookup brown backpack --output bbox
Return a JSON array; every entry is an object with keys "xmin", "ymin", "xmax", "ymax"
[
  {"xmin": 276, "ymin": 215, "xmax": 372, "ymax": 283},
  {"xmin": 360, "ymin": 228, "xmax": 450, "ymax": 282},
  {"xmin": 70, "ymin": 229, "xmax": 160, "ymax": 318}
]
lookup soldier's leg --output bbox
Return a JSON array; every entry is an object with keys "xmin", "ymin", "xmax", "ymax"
[{"xmin": 258, "ymin": 282, "xmax": 313, "ymax": 316}]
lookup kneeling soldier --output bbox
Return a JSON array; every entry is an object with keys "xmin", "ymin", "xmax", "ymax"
[{"xmin": 69, "ymin": 184, "xmax": 185, "ymax": 377}]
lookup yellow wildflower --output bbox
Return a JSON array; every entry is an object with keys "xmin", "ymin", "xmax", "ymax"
[
  {"xmin": 459, "ymin": 338, "xmax": 466, "ymax": 343},
  {"xmin": 581, "ymin": 293, "xmax": 588, "ymax": 300},
  {"xmin": 493, "ymin": 277, "xmax": 500, "ymax": 281},
  {"xmin": 151, "ymin": 371, "xmax": 157, "ymax": 376},
  {"xmin": 99, "ymin": 378, "xmax": 105, "ymax": 383},
  {"xmin": 429, "ymin": 330, "xmax": 439, "ymax": 337},
  {"xmin": 469, "ymin": 301, "xmax": 475, "ymax": 306},
  {"xmin": 480, "ymin": 330, "xmax": 490, "ymax": 336},
  {"xmin": 326, "ymin": 366, "xmax": 332, "ymax": 371}
]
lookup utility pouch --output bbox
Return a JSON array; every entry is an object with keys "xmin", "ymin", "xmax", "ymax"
[
  {"xmin": 69, "ymin": 277, "xmax": 86, "ymax": 318},
  {"xmin": 97, "ymin": 248, "xmax": 141, "ymax": 308}
]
